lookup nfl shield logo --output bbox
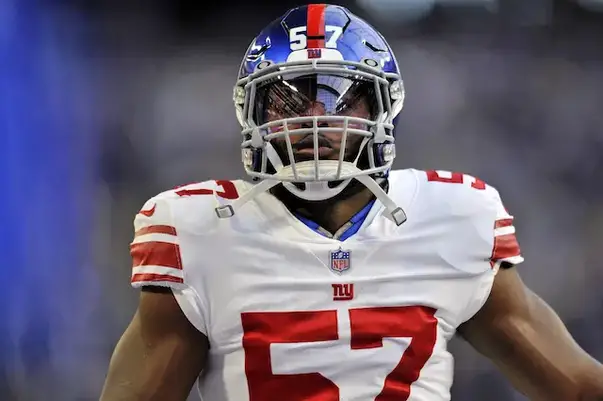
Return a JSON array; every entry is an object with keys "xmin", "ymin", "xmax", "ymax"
[{"xmin": 329, "ymin": 248, "xmax": 351, "ymax": 274}]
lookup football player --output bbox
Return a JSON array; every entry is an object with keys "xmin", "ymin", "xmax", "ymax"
[{"xmin": 100, "ymin": 4, "xmax": 603, "ymax": 401}]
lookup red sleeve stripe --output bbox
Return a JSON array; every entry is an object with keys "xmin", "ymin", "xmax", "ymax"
[
  {"xmin": 491, "ymin": 233, "xmax": 521, "ymax": 261},
  {"xmin": 494, "ymin": 218, "xmax": 513, "ymax": 229},
  {"xmin": 130, "ymin": 241, "xmax": 182, "ymax": 270},
  {"xmin": 131, "ymin": 273, "xmax": 184, "ymax": 284},
  {"xmin": 135, "ymin": 225, "xmax": 176, "ymax": 237}
]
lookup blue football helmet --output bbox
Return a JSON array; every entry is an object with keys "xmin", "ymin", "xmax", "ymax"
[{"xmin": 222, "ymin": 4, "xmax": 406, "ymax": 225}]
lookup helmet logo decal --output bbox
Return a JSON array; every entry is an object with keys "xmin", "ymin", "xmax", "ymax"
[{"xmin": 307, "ymin": 48, "xmax": 322, "ymax": 59}]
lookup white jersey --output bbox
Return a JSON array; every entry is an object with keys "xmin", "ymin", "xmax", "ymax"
[{"xmin": 129, "ymin": 168, "xmax": 523, "ymax": 401}]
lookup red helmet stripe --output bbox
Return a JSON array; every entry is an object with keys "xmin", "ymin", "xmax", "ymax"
[{"xmin": 307, "ymin": 4, "xmax": 326, "ymax": 48}]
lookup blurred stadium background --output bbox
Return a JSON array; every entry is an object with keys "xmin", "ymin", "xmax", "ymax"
[{"xmin": 1, "ymin": 0, "xmax": 602, "ymax": 400}]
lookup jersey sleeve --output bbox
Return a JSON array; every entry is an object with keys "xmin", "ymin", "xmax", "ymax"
[
  {"xmin": 130, "ymin": 196, "xmax": 185, "ymax": 288},
  {"xmin": 489, "ymin": 188, "xmax": 523, "ymax": 269},
  {"xmin": 458, "ymin": 183, "xmax": 525, "ymax": 323},
  {"xmin": 129, "ymin": 195, "xmax": 208, "ymax": 334}
]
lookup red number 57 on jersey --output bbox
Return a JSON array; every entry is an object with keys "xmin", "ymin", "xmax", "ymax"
[{"xmin": 241, "ymin": 306, "xmax": 437, "ymax": 401}]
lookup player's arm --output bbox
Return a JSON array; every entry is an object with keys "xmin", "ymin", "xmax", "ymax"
[
  {"xmin": 454, "ymin": 183, "xmax": 603, "ymax": 400},
  {"xmin": 458, "ymin": 267, "xmax": 603, "ymax": 400},
  {"xmin": 99, "ymin": 287, "xmax": 208, "ymax": 401},
  {"xmin": 101, "ymin": 196, "xmax": 211, "ymax": 401},
  {"xmin": 458, "ymin": 259, "xmax": 603, "ymax": 401}
]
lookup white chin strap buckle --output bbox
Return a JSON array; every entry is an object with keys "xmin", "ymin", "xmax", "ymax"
[
  {"xmin": 215, "ymin": 204, "xmax": 234, "ymax": 218},
  {"xmin": 389, "ymin": 206, "xmax": 407, "ymax": 226},
  {"xmin": 355, "ymin": 175, "xmax": 407, "ymax": 226},
  {"xmin": 214, "ymin": 179, "xmax": 280, "ymax": 219}
]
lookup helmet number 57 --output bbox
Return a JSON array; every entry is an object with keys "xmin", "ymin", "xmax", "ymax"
[{"xmin": 289, "ymin": 25, "xmax": 343, "ymax": 51}]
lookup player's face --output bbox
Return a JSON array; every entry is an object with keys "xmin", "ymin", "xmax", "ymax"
[{"xmin": 256, "ymin": 74, "xmax": 376, "ymax": 164}]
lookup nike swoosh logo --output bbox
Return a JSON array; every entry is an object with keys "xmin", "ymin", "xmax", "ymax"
[{"xmin": 139, "ymin": 204, "xmax": 156, "ymax": 217}]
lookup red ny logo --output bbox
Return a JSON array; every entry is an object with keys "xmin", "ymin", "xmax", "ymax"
[{"xmin": 332, "ymin": 283, "xmax": 354, "ymax": 301}]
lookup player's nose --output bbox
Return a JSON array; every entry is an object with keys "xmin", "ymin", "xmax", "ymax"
[{"xmin": 289, "ymin": 102, "xmax": 345, "ymax": 144}]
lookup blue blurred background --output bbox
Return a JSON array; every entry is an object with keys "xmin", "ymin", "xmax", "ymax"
[{"xmin": 1, "ymin": 0, "xmax": 602, "ymax": 400}]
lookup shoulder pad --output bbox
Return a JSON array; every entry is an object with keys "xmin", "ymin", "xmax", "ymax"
[
  {"xmin": 417, "ymin": 169, "xmax": 523, "ymax": 269},
  {"xmin": 415, "ymin": 169, "xmax": 500, "ymax": 215},
  {"xmin": 129, "ymin": 179, "xmax": 249, "ymax": 288}
]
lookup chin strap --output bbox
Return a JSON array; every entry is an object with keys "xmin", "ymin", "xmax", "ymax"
[
  {"xmin": 355, "ymin": 175, "xmax": 406, "ymax": 226},
  {"xmin": 215, "ymin": 179, "xmax": 280, "ymax": 219},
  {"xmin": 215, "ymin": 175, "xmax": 407, "ymax": 227}
]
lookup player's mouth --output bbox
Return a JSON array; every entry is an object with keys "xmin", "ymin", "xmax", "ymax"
[
  {"xmin": 295, "ymin": 147, "xmax": 334, "ymax": 157},
  {"xmin": 293, "ymin": 136, "xmax": 335, "ymax": 158}
]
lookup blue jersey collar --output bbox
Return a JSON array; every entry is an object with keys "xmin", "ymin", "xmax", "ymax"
[{"xmin": 295, "ymin": 200, "xmax": 375, "ymax": 241}]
